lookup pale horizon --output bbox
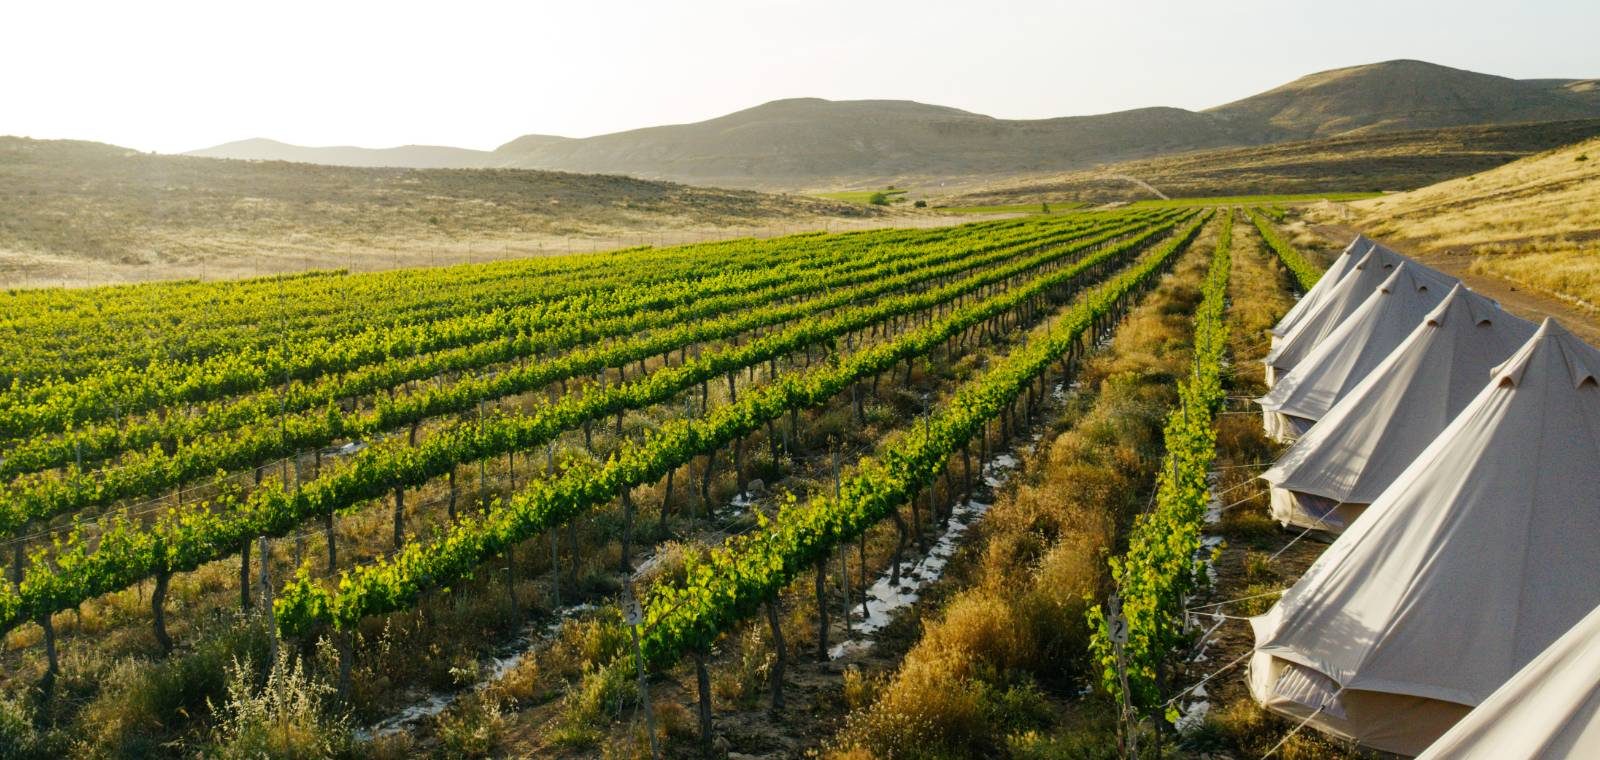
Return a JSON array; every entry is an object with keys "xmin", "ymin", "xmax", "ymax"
[{"xmin": 6, "ymin": 0, "xmax": 1600, "ymax": 154}]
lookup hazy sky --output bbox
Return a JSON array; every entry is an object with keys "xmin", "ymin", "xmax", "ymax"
[{"xmin": 7, "ymin": 0, "xmax": 1598, "ymax": 154}]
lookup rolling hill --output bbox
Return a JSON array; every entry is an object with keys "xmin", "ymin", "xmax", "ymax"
[
  {"xmin": 1346, "ymin": 133, "xmax": 1600, "ymax": 311},
  {"xmin": 187, "ymin": 138, "xmax": 493, "ymax": 169},
  {"xmin": 187, "ymin": 60, "xmax": 1600, "ymax": 188},
  {"xmin": 1206, "ymin": 59, "xmax": 1600, "ymax": 139},
  {"xmin": 939, "ymin": 118, "xmax": 1600, "ymax": 204},
  {"xmin": 480, "ymin": 99, "xmax": 1273, "ymax": 186},
  {"xmin": 0, "ymin": 137, "xmax": 877, "ymax": 287}
]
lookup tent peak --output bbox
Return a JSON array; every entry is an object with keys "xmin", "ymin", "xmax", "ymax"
[
  {"xmin": 1492, "ymin": 318, "xmax": 1600, "ymax": 388},
  {"xmin": 1376, "ymin": 262, "xmax": 1439, "ymax": 295},
  {"xmin": 1423, "ymin": 284, "xmax": 1503, "ymax": 328}
]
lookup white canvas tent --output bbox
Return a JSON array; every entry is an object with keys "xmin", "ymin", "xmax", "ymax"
[
  {"xmin": 1269, "ymin": 234, "xmax": 1374, "ymax": 346},
  {"xmin": 1258, "ymin": 263, "xmax": 1457, "ymax": 442},
  {"xmin": 1261, "ymin": 285, "xmax": 1535, "ymax": 533},
  {"xmin": 1250, "ymin": 319, "xmax": 1600, "ymax": 756},
  {"xmin": 1417, "ymin": 602, "xmax": 1600, "ymax": 759},
  {"xmin": 1263, "ymin": 244, "xmax": 1452, "ymax": 388}
]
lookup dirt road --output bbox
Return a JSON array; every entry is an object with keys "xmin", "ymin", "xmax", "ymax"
[{"xmin": 1311, "ymin": 221, "xmax": 1600, "ymax": 346}]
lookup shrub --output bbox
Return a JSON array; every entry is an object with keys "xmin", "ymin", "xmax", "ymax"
[
  {"xmin": 1192, "ymin": 696, "xmax": 1359, "ymax": 758},
  {"xmin": 547, "ymin": 609, "xmax": 631, "ymax": 681},
  {"xmin": 1007, "ymin": 726, "xmax": 1121, "ymax": 759},
  {"xmin": 554, "ymin": 659, "xmax": 636, "ymax": 747},
  {"xmin": 0, "ymin": 691, "xmax": 47, "ymax": 760},
  {"xmin": 913, "ymin": 200, "xmax": 927, "ymax": 208},
  {"xmin": 434, "ymin": 691, "xmax": 505, "ymax": 759},
  {"xmin": 495, "ymin": 656, "xmax": 542, "ymax": 705},
  {"xmin": 79, "ymin": 616, "xmax": 274, "ymax": 756},
  {"xmin": 1243, "ymin": 550, "xmax": 1277, "ymax": 584},
  {"xmin": 869, "ymin": 192, "xmax": 891, "ymax": 206},
  {"xmin": 841, "ymin": 665, "xmax": 882, "ymax": 711},
  {"xmin": 207, "ymin": 651, "xmax": 350, "ymax": 760},
  {"xmin": 976, "ymin": 677, "xmax": 1055, "ymax": 735},
  {"xmin": 1234, "ymin": 583, "xmax": 1283, "ymax": 617},
  {"xmin": 710, "ymin": 625, "xmax": 774, "ymax": 706},
  {"xmin": 833, "ymin": 649, "xmax": 986, "ymax": 758},
  {"xmin": 652, "ymin": 697, "xmax": 696, "ymax": 741}
]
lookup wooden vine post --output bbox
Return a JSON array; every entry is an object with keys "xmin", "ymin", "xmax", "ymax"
[
  {"xmin": 1108, "ymin": 594, "xmax": 1139, "ymax": 759},
  {"xmin": 391, "ymin": 485, "xmax": 405, "ymax": 550},
  {"xmin": 814, "ymin": 557, "xmax": 830, "ymax": 659},
  {"xmin": 624, "ymin": 586, "xmax": 660, "ymax": 759},
  {"xmin": 620, "ymin": 489, "xmax": 635, "ymax": 572},
  {"xmin": 151, "ymin": 567, "xmax": 173, "ymax": 654},
  {"xmin": 766, "ymin": 596, "xmax": 787, "ymax": 712},
  {"xmin": 260, "ymin": 536, "xmax": 277, "ymax": 664},
  {"xmin": 239, "ymin": 537, "xmax": 253, "ymax": 612},
  {"xmin": 693, "ymin": 648, "xmax": 713, "ymax": 744}
]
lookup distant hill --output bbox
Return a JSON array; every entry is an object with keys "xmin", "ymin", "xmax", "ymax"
[
  {"xmin": 1206, "ymin": 59, "xmax": 1600, "ymax": 139},
  {"xmin": 186, "ymin": 138, "xmax": 493, "ymax": 169},
  {"xmin": 939, "ymin": 119, "xmax": 1600, "ymax": 204},
  {"xmin": 186, "ymin": 60, "xmax": 1600, "ymax": 188},
  {"xmin": 0, "ymin": 137, "xmax": 875, "ymax": 287},
  {"xmin": 485, "ymin": 99, "xmax": 1272, "ymax": 186}
]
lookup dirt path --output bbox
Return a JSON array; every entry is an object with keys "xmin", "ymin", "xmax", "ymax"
[{"xmin": 1310, "ymin": 221, "xmax": 1600, "ymax": 345}]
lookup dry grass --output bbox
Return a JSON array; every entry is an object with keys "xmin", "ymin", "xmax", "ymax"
[
  {"xmin": 0, "ymin": 136, "xmax": 896, "ymax": 287},
  {"xmin": 1348, "ymin": 135, "xmax": 1600, "ymax": 309},
  {"xmin": 827, "ymin": 228, "xmax": 1216, "ymax": 759},
  {"xmin": 1182, "ymin": 215, "xmax": 1371, "ymax": 760},
  {"xmin": 1188, "ymin": 698, "xmax": 1368, "ymax": 760}
]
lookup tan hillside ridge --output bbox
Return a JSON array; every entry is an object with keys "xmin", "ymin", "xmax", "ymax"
[{"xmin": 1338, "ymin": 135, "xmax": 1600, "ymax": 318}]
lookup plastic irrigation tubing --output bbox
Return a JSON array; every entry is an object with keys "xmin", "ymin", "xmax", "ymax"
[{"xmin": 267, "ymin": 212, "xmax": 1202, "ymax": 637}]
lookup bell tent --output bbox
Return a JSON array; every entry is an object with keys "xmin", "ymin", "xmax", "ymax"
[
  {"xmin": 1416, "ymin": 601, "xmax": 1600, "ymax": 759},
  {"xmin": 1260, "ymin": 285, "xmax": 1534, "ymax": 533},
  {"xmin": 1263, "ymin": 244, "xmax": 1453, "ymax": 388},
  {"xmin": 1257, "ymin": 263, "xmax": 1457, "ymax": 442},
  {"xmin": 1269, "ymin": 234, "xmax": 1374, "ymax": 347},
  {"xmin": 1249, "ymin": 319, "xmax": 1600, "ymax": 756}
]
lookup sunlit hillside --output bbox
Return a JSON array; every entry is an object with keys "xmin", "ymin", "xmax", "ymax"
[{"xmin": 1353, "ymin": 135, "xmax": 1600, "ymax": 308}]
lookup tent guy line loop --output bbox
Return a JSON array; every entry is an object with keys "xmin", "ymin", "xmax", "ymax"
[
  {"xmin": 1208, "ymin": 460, "xmax": 1274, "ymax": 472},
  {"xmin": 1185, "ymin": 587, "xmax": 1288, "ymax": 613},
  {"xmin": 1216, "ymin": 491, "xmax": 1269, "ymax": 515},
  {"xmin": 1267, "ymin": 502, "xmax": 1339, "ymax": 562},
  {"xmin": 1161, "ymin": 647, "xmax": 1254, "ymax": 709},
  {"xmin": 1261, "ymin": 685, "xmax": 1346, "ymax": 759}
]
